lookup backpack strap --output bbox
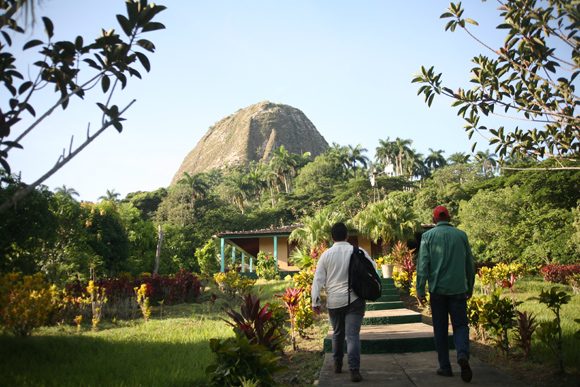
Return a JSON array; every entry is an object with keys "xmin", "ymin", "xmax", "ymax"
[{"xmin": 347, "ymin": 245, "xmax": 355, "ymax": 305}]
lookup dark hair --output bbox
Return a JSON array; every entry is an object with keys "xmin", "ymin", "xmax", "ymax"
[{"xmin": 331, "ymin": 222, "xmax": 348, "ymax": 241}]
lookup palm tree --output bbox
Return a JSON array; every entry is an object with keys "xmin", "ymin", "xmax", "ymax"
[
  {"xmin": 447, "ymin": 152, "xmax": 471, "ymax": 165},
  {"xmin": 346, "ymin": 144, "xmax": 370, "ymax": 175},
  {"xmin": 352, "ymin": 192, "xmax": 420, "ymax": 255},
  {"xmin": 54, "ymin": 185, "xmax": 79, "ymax": 198},
  {"xmin": 177, "ymin": 172, "xmax": 210, "ymax": 201},
  {"xmin": 425, "ymin": 148, "xmax": 447, "ymax": 171},
  {"xmin": 375, "ymin": 138, "xmax": 397, "ymax": 176},
  {"xmin": 407, "ymin": 151, "xmax": 429, "ymax": 180},
  {"xmin": 393, "ymin": 138, "xmax": 414, "ymax": 177},
  {"xmin": 289, "ymin": 208, "xmax": 345, "ymax": 251},
  {"xmin": 474, "ymin": 150, "xmax": 498, "ymax": 177},
  {"xmin": 99, "ymin": 189, "xmax": 120, "ymax": 202},
  {"xmin": 269, "ymin": 145, "xmax": 299, "ymax": 193}
]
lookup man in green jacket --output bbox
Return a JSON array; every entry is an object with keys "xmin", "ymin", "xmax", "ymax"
[{"xmin": 416, "ymin": 205, "xmax": 475, "ymax": 383}]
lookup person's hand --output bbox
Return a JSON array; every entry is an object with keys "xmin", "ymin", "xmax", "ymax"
[
  {"xmin": 417, "ymin": 295, "xmax": 427, "ymax": 307},
  {"xmin": 312, "ymin": 306, "xmax": 321, "ymax": 315}
]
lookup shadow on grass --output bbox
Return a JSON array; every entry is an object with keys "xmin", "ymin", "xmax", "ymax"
[{"xmin": 0, "ymin": 333, "xmax": 212, "ymax": 387}]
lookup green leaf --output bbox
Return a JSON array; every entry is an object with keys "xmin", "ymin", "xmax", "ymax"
[
  {"xmin": 141, "ymin": 22, "xmax": 165, "ymax": 33},
  {"xmin": 96, "ymin": 102, "xmax": 108, "ymax": 113},
  {"xmin": 116, "ymin": 14, "xmax": 133, "ymax": 37},
  {"xmin": 83, "ymin": 58, "xmax": 101, "ymax": 70},
  {"xmin": 23, "ymin": 39, "xmax": 43, "ymax": 50},
  {"xmin": 101, "ymin": 75, "xmax": 110, "ymax": 93},
  {"xmin": 465, "ymin": 18, "xmax": 479, "ymax": 26},
  {"xmin": 135, "ymin": 51, "xmax": 151, "ymax": 72},
  {"xmin": 440, "ymin": 12, "xmax": 454, "ymax": 19},
  {"xmin": 136, "ymin": 39, "xmax": 155, "ymax": 52},
  {"xmin": 75, "ymin": 36, "xmax": 84, "ymax": 51},
  {"xmin": 1, "ymin": 30, "xmax": 12, "ymax": 46},
  {"xmin": 42, "ymin": 17, "xmax": 54, "ymax": 39},
  {"xmin": 18, "ymin": 81, "xmax": 33, "ymax": 95}
]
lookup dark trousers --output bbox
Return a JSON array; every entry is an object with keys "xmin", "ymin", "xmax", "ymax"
[
  {"xmin": 429, "ymin": 292, "xmax": 470, "ymax": 371},
  {"xmin": 328, "ymin": 297, "xmax": 365, "ymax": 370}
]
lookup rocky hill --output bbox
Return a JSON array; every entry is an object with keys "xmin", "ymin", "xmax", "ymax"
[{"xmin": 171, "ymin": 101, "xmax": 329, "ymax": 183}]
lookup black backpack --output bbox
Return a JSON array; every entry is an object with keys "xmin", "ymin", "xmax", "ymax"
[{"xmin": 348, "ymin": 246, "xmax": 382, "ymax": 302}]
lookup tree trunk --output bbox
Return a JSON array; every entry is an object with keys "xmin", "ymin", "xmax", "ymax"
[{"xmin": 154, "ymin": 224, "xmax": 163, "ymax": 275}]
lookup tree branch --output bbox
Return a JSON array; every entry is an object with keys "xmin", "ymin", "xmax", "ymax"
[{"xmin": 0, "ymin": 99, "xmax": 136, "ymax": 214}]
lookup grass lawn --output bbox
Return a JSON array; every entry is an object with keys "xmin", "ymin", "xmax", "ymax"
[{"xmin": 0, "ymin": 279, "xmax": 327, "ymax": 386}]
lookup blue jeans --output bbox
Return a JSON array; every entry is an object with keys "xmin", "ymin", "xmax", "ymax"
[
  {"xmin": 429, "ymin": 292, "xmax": 470, "ymax": 371},
  {"xmin": 328, "ymin": 297, "xmax": 365, "ymax": 370}
]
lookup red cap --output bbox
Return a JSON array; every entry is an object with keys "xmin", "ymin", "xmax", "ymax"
[{"xmin": 433, "ymin": 206, "xmax": 450, "ymax": 222}]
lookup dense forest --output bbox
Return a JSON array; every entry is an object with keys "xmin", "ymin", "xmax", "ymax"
[{"xmin": 1, "ymin": 138, "xmax": 579, "ymax": 284}]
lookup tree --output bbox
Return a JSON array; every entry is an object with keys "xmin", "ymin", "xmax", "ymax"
[
  {"xmin": 447, "ymin": 152, "xmax": 471, "ymax": 165},
  {"xmin": 289, "ymin": 207, "xmax": 345, "ymax": 251},
  {"xmin": 413, "ymin": 1, "xmax": 579, "ymax": 164},
  {"xmin": 54, "ymin": 185, "xmax": 79, "ymax": 199},
  {"xmin": 99, "ymin": 189, "xmax": 121, "ymax": 202},
  {"xmin": 346, "ymin": 144, "xmax": 370, "ymax": 175},
  {"xmin": 425, "ymin": 148, "xmax": 447, "ymax": 171},
  {"xmin": 459, "ymin": 185, "xmax": 577, "ymax": 265},
  {"xmin": 352, "ymin": 191, "xmax": 420, "ymax": 255},
  {"xmin": 474, "ymin": 150, "xmax": 498, "ymax": 177},
  {"xmin": 0, "ymin": 0, "xmax": 166, "ymax": 213}
]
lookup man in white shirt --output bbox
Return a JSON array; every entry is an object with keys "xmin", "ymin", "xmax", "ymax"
[{"xmin": 311, "ymin": 222, "xmax": 375, "ymax": 383}]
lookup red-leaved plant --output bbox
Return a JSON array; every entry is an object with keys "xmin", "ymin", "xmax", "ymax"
[
  {"xmin": 224, "ymin": 294, "xmax": 284, "ymax": 352},
  {"xmin": 278, "ymin": 287, "xmax": 303, "ymax": 351}
]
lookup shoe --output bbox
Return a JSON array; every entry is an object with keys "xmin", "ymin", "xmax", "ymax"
[
  {"xmin": 458, "ymin": 358, "xmax": 472, "ymax": 383},
  {"xmin": 436, "ymin": 368, "xmax": 453, "ymax": 377},
  {"xmin": 350, "ymin": 369, "xmax": 362, "ymax": 382},
  {"xmin": 333, "ymin": 359, "xmax": 342, "ymax": 374}
]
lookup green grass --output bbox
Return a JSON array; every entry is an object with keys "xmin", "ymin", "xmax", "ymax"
[{"xmin": 0, "ymin": 279, "xmax": 298, "ymax": 387}]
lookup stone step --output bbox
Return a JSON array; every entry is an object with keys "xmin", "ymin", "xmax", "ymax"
[
  {"xmin": 362, "ymin": 308, "xmax": 422, "ymax": 325},
  {"xmin": 380, "ymin": 287, "xmax": 399, "ymax": 296},
  {"xmin": 365, "ymin": 301, "xmax": 405, "ymax": 310},
  {"xmin": 324, "ymin": 322, "xmax": 453, "ymax": 354},
  {"xmin": 375, "ymin": 294, "xmax": 400, "ymax": 302},
  {"xmin": 380, "ymin": 278, "xmax": 395, "ymax": 285}
]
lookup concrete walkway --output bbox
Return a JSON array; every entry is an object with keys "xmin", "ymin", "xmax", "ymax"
[
  {"xmin": 315, "ymin": 351, "xmax": 526, "ymax": 386},
  {"xmin": 315, "ymin": 278, "xmax": 525, "ymax": 386}
]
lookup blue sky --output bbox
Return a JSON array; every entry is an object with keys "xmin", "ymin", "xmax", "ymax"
[{"xmin": 9, "ymin": 1, "xmax": 512, "ymax": 201}]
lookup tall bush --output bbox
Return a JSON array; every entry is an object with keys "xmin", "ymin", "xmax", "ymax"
[{"xmin": 0, "ymin": 273, "xmax": 59, "ymax": 336}]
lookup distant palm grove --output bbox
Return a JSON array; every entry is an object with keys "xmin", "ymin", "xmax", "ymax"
[{"xmin": 1, "ymin": 137, "xmax": 579, "ymax": 282}]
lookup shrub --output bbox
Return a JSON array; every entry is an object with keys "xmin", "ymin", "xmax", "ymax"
[
  {"xmin": 223, "ymin": 294, "xmax": 284, "ymax": 352},
  {"xmin": 214, "ymin": 271, "xmax": 256, "ymax": 298},
  {"xmin": 292, "ymin": 270, "xmax": 315, "ymax": 336},
  {"xmin": 196, "ymin": 239, "xmax": 220, "ymax": 276},
  {"xmin": 134, "ymin": 283, "xmax": 151, "ymax": 322},
  {"xmin": 480, "ymin": 291, "xmax": 520, "ymax": 355},
  {"xmin": 206, "ymin": 335, "xmax": 283, "ymax": 387},
  {"xmin": 513, "ymin": 310, "xmax": 537, "ymax": 359},
  {"xmin": 255, "ymin": 251, "xmax": 278, "ymax": 280},
  {"xmin": 278, "ymin": 287, "xmax": 302, "ymax": 350},
  {"xmin": 540, "ymin": 264, "xmax": 580, "ymax": 284},
  {"xmin": 478, "ymin": 263, "xmax": 526, "ymax": 295},
  {"xmin": 0, "ymin": 273, "xmax": 59, "ymax": 337},
  {"xmin": 467, "ymin": 295, "xmax": 488, "ymax": 341},
  {"xmin": 535, "ymin": 287, "xmax": 572, "ymax": 373}
]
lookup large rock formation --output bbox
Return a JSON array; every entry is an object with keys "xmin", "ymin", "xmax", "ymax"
[{"xmin": 171, "ymin": 101, "xmax": 329, "ymax": 183}]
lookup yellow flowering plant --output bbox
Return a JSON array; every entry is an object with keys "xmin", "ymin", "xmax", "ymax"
[
  {"xmin": 0, "ymin": 273, "xmax": 59, "ymax": 337},
  {"xmin": 134, "ymin": 283, "xmax": 151, "ymax": 322}
]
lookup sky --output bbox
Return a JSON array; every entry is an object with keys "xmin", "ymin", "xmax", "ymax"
[{"xmin": 7, "ymin": 0, "xmax": 513, "ymax": 202}]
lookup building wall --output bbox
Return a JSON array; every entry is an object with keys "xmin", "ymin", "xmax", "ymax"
[{"xmin": 258, "ymin": 236, "xmax": 298, "ymax": 271}]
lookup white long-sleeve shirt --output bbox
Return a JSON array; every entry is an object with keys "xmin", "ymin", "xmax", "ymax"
[{"xmin": 311, "ymin": 241, "xmax": 376, "ymax": 309}]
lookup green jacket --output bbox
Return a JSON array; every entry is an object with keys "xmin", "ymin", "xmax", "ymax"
[{"xmin": 416, "ymin": 221, "xmax": 475, "ymax": 298}]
